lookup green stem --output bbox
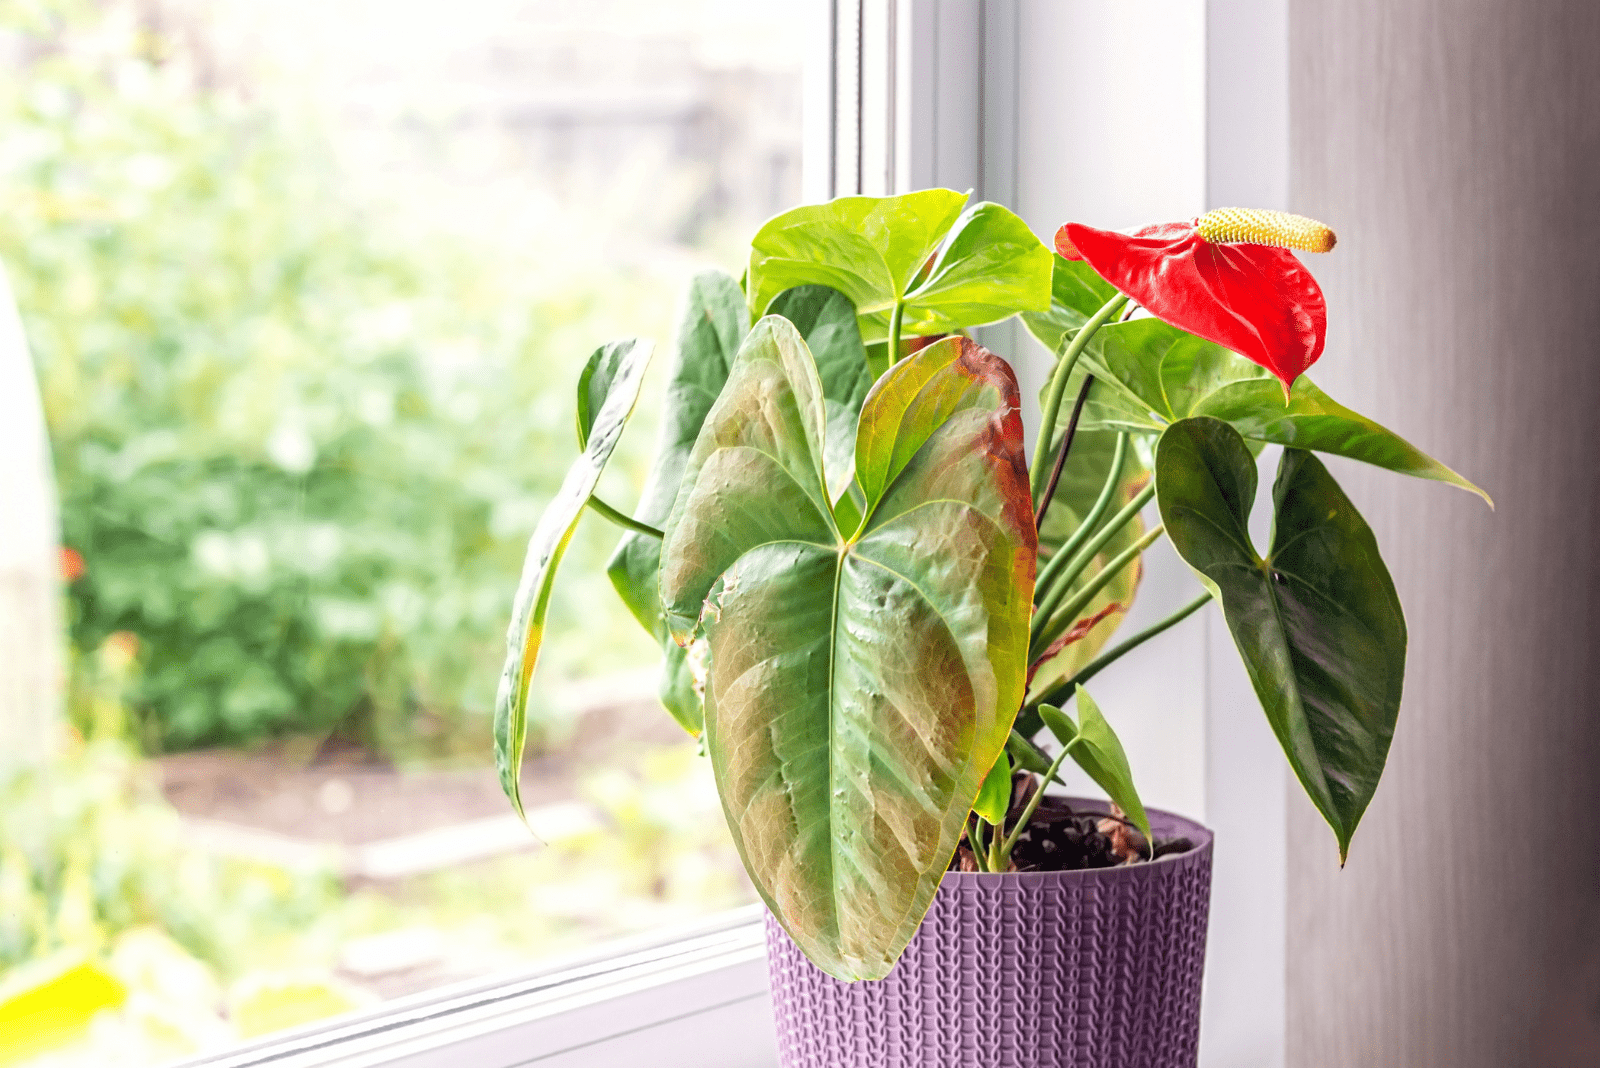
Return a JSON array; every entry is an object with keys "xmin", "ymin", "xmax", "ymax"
[
  {"xmin": 1031, "ymin": 523, "xmax": 1165, "ymax": 659},
  {"xmin": 1030, "ymin": 292, "xmax": 1127, "ymax": 498},
  {"xmin": 998, "ymin": 738, "xmax": 1079, "ymax": 867},
  {"xmin": 1033, "ymin": 432, "xmax": 1129, "ymax": 601},
  {"xmin": 968, "ymin": 817, "xmax": 991, "ymax": 873},
  {"xmin": 586, "ymin": 496, "xmax": 664, "ymax": 539},
  {"xmin": 986, "ymin": 814, "xmax": 1003, "ymax": 872},
  {"xmin": 869, "ymin": 298, "xmax": 905, "ymax": 380},
  {"xmin": 1031, "ymin": 480, "xmax": 1155, "ymax": 638},
  {"xmin": 1028, "ymin": 589, "xmax": 1214, "ymax": 714}
]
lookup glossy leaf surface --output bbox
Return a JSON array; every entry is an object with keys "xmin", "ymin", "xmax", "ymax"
[
  {"xmin": 1038, "ymin": 688, "xmax": 1151, "ymax": 847},
  {"xmin": 1156, "ymin": 417, "xmax": 1405, "ymax": 860},
  {"xmin": 659, "ymin": 321, "xmax": 1035, "ymax": 980},
  {"xmin": 497, "ymin": 338, "xmax": 653, "ymax": 816},
  {"xmin": 607, "ymin": 273, "xmax": 746, "ymax": 733},
  {"xmin": 747, "ymin": 190, "xmax": 1052, "ymax": 345},
  {"xmin": 1049, "ymin": 318, "xmax": 1489, "ymax": 503}
]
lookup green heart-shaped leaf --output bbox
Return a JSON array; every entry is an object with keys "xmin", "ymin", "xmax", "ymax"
[
  {"xmin": 496, "ymin": 338, "xmax": 653, "ymax": 817},
  {"xmin": 1041, "ymin": 317, "xmax": 1490, "ymax": 504},
  {"xmin": 659, "ymin": 320, "xmax": 1035, "ymax": 980},
  {"xmin": 1038, "ymin": 688, "xmax": 1151, "ymax": 847},
  {"xmin": 747, "ymin": 190, "xmax": 1052, "ymax": 345},
  {"xmin": 1156, "ymin": 416, "xmax": 1405, "ymax": 860}
]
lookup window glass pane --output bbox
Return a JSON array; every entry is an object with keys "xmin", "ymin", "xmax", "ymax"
[{"xmin": 0, "ymin": 1, "xmax": 804, "ymax": 1061}]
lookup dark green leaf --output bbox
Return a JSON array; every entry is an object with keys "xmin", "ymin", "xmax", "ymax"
[
  {"xmin": 496, "ymin": 338, "xmax": 653, "ymax": 818},
  {"xmin": 747, "ymin": 190, "xmax": 1051, "ymax": 346},
  {"xmin": 1055, "ymin": 318, "xmax": 1489, "ymax": 503},
  {"xmin": 1156, "ymin": 416, "xmax": 1405, "ymax": 860},
  {"xmin": 1006, "ymin": 729, "xmax": 1055, "ymax": 777},
  {"xmin": 659, "ymin": 321, "xmax": 1035, "ymax": 980}
]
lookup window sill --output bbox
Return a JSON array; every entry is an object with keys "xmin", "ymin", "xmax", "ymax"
[{"xmin": 172, "ymin": 907, "xmax": 776, "ymax": 1068}]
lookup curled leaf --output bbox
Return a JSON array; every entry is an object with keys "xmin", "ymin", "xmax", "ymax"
[{"xmin": 496, "ymin": 339, "xmax": 653, "ymax": 818}]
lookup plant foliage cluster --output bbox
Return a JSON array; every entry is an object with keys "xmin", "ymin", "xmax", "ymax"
[{"xmin": 495, "ymin": 189, "xmax": 1488, "ymax": 981}]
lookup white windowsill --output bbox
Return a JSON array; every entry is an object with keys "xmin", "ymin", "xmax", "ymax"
[{"xmin": 169, "ymin": 907, "xmax": 777, "ymax": 1068}]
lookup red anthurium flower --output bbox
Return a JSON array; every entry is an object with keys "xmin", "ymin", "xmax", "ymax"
[{"xmin": 1056, "ymin": 208, "xmax": 1337, "ymax": 394}]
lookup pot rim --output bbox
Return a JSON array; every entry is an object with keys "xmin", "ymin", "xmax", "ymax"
[{"xmin": 942, "ymin": 796, "xmax": 1213, "ymax": 883}]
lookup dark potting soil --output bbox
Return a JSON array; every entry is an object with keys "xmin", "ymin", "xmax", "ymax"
[{"xmin": 950, "ymin": 773, "xmax": 1194, "ymax": 874}]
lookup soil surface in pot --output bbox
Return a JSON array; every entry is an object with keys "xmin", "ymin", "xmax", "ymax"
[{"xmin": 950, "ymin": 772, "xmax": 1194, "ymax": 873}]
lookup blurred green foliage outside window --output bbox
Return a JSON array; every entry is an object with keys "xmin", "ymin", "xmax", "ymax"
[{"xmin": 1, "ymin": 0, "xmax": 683, "ymax": 755}]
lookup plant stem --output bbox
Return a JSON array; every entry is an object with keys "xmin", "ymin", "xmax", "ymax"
[
  {"xmin": 967, "ymin": 817, "xmax": 991, "ymax": 873},
  {"xmin": 1033, "ymin": 374, "xmax": 1095, "ymax": 528},
  {"xmin": 986, "ymin": 814, "xmax": 1004, "ymax": 872},
  {"xmin": 998, "ymin": 739, "xmax": 1079, "ymax": 867},
  {"xmin": 1033, "ymin": 432, "xmax": 1129, "ymax": 603},
  {"xmin": 1031, "ymin": 480, "xmax": 1154, "ymax": 637},
  {"xmin": 1027, "ymin": 589, "xmax": 1214, "ymax": 714},
  {"xmin": 585, "ymin": 496, "xmax": 664, "ymax": 539},
  {"xmin": 868, "ymin": 298, "xmax": 905, "ymax": 380},
  {"xmin": 1030, "ymin": 292, "xmax": 1127, "ymax": 499},
  {"xmin": 1031, "ymin": 523, "xmax": 1165, "ymax": 659}
]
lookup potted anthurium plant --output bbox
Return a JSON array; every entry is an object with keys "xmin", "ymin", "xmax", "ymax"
[{"xmin": 494, "ymin": 189, "xmax": 1488, "ymax": 1067}]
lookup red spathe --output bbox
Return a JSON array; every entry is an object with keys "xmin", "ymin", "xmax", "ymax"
[{"xmin": 1057, "ymin": 220, "xmax": 1327, "ymax": 394}]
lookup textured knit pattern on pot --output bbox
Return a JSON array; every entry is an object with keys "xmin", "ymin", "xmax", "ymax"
[{"xmin": 765, "ymin": 804, "xmax": 1213, "ymax": 1068}]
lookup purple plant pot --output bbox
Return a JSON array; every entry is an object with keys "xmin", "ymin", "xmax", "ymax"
[{"xmin": 765, "ymin": 801, "xmax": 1213, "ymax": 1068}]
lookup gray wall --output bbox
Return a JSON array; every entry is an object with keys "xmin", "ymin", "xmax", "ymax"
[{"xmin": 1287, "ymin": 2, "xmax": 1600, "ymax": 1064}]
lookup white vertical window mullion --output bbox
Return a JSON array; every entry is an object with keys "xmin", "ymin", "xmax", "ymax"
[
  {"xmin": 856, "ymin": 0, "xmax": 894, "ymax": 195},
  {"xmin": 801, "ymin": 0, "xmax": 840, "ymax": 203},
  {"xmin": 822, "ymin": 0, "xmax": 981, "ymax": 199},
  {"xmin": 835, "ymin": 0, "xmax": 863, "ymax": 198}
]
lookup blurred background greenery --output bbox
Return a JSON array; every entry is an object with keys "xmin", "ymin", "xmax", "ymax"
[
  {"xmin": 0, "ymin": 0, "xmax": 801, "ymax": 1059},
  {"xmin": 1, "ymin": 644, "xmax": 743, "ymax": 1065},
  {"xmin": 0, "ymin": 0, "xmax": 804, "ymax": 755}
]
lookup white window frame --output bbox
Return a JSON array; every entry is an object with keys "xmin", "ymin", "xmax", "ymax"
[
  {"xmin": 169, "ymin": 907, "xmax": 774, "ymax": 1068},
  {"xmin": 167, "ymin": 4, "xmax": 1293, "ymax": 1064}
]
